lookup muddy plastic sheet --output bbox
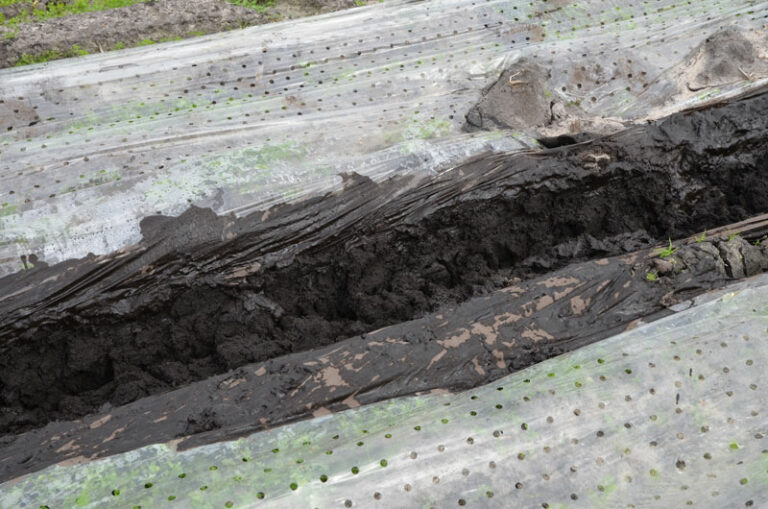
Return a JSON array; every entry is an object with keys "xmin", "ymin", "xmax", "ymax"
[
  {"xmin": 3, "ymin": 86, "xmax": 768, "ymax": 444},
  {"xmin": 3, "ymin": 222, "xmax": 766, "ymax": 483},
  {"xmin": 3, "ymin": 275, "xmax": 768, "ymax": 508},
  {"xmin": 1, "ymin": 0, "xmax": 768, "ymax": 276}
]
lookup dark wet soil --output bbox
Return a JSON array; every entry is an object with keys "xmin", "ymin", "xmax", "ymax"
[
  {"xmin": 0, "ymin": 0, "xmax": 361, "ymax": 68},
  {"xmin": 3, "ymin": 229, "xmax": 766, "ymax": 483},
  {"xmin": 1, "ymin": 86, "xmax": 768, "ymax": 437}
]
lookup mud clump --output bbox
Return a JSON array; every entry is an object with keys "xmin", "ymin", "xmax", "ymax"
[
  {"xmin": 463, "ymin": 59, "xmax": 625, "ymax": 139},
  {"xmin": 2, "ymin": 88, "xmax": 768, "ymax": 436},
  {"xmin": 465, "ymin": 62, "xmax": 553, "ymax": 131},
  {"xmin": 685, "ymin": 27, "xmax": 768, "ymax": 91},
  {"xmin": 650, "ymin": 236, "xmax": 768, "ymax": 283}
]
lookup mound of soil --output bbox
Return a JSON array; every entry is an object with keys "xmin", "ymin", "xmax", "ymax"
[
  {"xmin": 1, "ymin": 86, "xmax": 768, "ymax": 439},
  {"xmin": 465, "ymin": 61, "xmax": 555, "ymax": 131},
  {"xmin": 683, "ymin": 27, "xmax": 768, "ymax": 92}
]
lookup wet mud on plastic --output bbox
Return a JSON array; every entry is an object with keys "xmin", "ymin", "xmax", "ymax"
[{"xmin": 1, "ymin": 86, "xmax": 768, "ymax": 480}]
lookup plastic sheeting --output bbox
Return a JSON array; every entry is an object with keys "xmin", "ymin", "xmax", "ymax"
[
  {"xmin": 1, "ymin": 0, "xmax": 768, "ymax": 275},
  {"xmin": 3, "ymin": 274, "xmax": 768, "ymax": 508}
]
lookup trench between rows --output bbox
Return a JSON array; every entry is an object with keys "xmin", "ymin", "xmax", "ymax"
[{"xmin": 2, "ymin": 98, "xmax": 768, "ymax": 437}]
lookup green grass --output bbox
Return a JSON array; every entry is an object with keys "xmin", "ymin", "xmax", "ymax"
[
  {"xmin": 1, "ymin": 0, "xmax": 152, "ymax": 27},
  {"xmin": 127, "ymin": 32, "xmax": 200, "ymax": 47},
  {"xmin": 11, "ymin": 29, "xmax": 211, "ymax": 67},
  {"xmin": 655, "ymin": 238, "xmax": 679, "ymax": 259},
  {"xmin": 12, "ymin": 44, "xmax": 88, "ymax": 66},
  {"xmin": 1, "ymin": 26, "xmax": 18, "ymax": 38},
  {"xmin": 226, "ymin": 0, "xmax": 274, "ymax": 12}
]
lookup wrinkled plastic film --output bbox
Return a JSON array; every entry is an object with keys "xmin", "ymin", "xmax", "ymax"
[
  {"xmin": 3, "ymin": 275, "xmax": 768, "ymax": 508},
  {"xmin": 1, "ymin": 0, "xmax": 768, "ymax": 275}
]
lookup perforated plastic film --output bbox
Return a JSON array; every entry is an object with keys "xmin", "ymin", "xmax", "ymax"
[{"xmin": 2, "ymin": 0, "xmax": 768, "ymax": 275}]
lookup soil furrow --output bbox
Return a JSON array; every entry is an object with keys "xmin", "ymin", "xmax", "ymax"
[{"xmin": 1, "ymin": 87, "xmax": 767, "ymax": 436}]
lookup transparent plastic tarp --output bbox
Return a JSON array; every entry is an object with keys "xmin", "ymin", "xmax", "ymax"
[
  {"xmin": 3, "ymin": 275, "xmax": 768, "ymax": 508},
  {"xmin": 1, "ymin": 0, "xmax": 768, "ymax": 275}
]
